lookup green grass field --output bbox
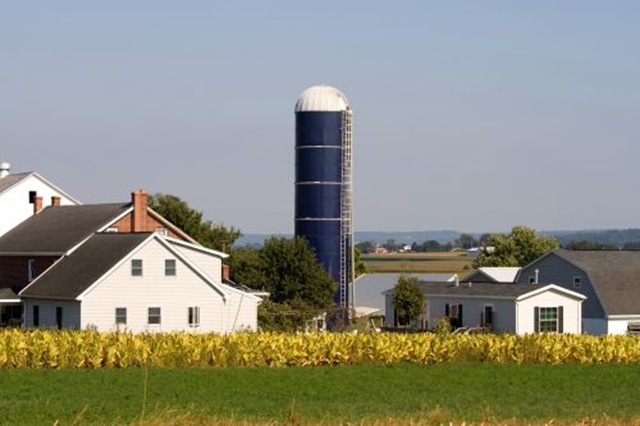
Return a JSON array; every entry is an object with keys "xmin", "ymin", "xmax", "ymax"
[
  {"xmin": 1, "ymin": 363, "xmax": 639, "ymax": 425},
  {"xmin": 363, "ymin": 252, "xmax": 473, "ymax": 274}
]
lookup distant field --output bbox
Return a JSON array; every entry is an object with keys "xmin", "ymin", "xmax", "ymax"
[{"xmin": 362, "ymin": 252, "xmax": 473, "ymax": 274}]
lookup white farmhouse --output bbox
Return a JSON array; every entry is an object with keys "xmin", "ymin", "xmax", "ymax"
[
  {"xmin": 0, "ymin": 162, "xmax": 79, "ymax": 237},
  {"xmin": 19, "ymin": 232, "xmax": 260, "ymax": 332}
]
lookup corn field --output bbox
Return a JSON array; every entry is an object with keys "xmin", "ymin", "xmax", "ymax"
[{"xmin": 1, "ymin": 329, "xmax": 639, "ymax": 368}]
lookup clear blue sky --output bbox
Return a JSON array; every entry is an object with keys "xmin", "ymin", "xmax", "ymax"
[{"xmin": 1, "ymin": 1, "xmax": 639, "ymax": 234}]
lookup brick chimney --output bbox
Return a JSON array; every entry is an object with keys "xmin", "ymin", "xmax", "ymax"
[
  {"xmin": 33, "ymin": 196, "xmax": 43, "ymax": 214},
  {"xmin": 51, "ymin": 196, "xmax": 61, "ymax": 206},
  {"xmin": 131, "ymin": 189, "xmax": 148, "ymax": 233},
  {"xmin": 222, "ymin": 264, "xmax": 230, "ymax": 281}
]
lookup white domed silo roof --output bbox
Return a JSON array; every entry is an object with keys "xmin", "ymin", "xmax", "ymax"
[{"xmin": 295, "ymin": 85, "xmax": 350, "ymax": 112}]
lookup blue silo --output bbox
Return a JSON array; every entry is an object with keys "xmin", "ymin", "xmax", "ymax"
[{"xmin": 294, "ymin": 85, "xmax": 353, "ymax": 307}]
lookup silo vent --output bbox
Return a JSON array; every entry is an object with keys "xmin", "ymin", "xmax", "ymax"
[{"xmin": 0, "ymin": 162, "xmax": 10, "ymax": 178}]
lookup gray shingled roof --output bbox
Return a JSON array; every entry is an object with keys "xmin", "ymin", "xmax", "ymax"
[
  {"xmin": 0, "ymin": 203, "xmax": 130, "ymax": 254},
  {"xmin": 0, "ymin": 172, "xmax": 32, "ymax": 194},
  {"xmin": 0, "ymin": 287, "xmax": 19, "ymax": 300},
  {"xmin": 415, "ymin": 281, "xmax": 543, "ymax": 298},
  {"xmin": 20, "ymin": 233, "xmax": 152, "ymax": 300},
  {"xmin": 554, "ymin": 249, "xmax": 640, "ymax": 316}
]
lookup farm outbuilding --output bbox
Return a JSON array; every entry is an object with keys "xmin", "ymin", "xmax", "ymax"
[{"xmin": 385, "ymin": 282, "xmax": 586, "ymax": 334}]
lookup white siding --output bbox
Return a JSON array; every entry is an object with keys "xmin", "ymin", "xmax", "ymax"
[
  {"xmin": 0, "ymin": 175, "xmax": 78, "ymax": 237},
  {"xmin": 80, "ymin": 238, "xmax": 256, "ymax": 332},
  {"xmin": 608, "ymin": 319, "xmax": 630, "ymax": 335},
  {"xmin": 426, "ymin": 297, "xmax": 516, "ymax": 332},
  {"xmin": 516, "ymin": 289, "xmax": 582, "ymax": 334},
  {"xmin": 172, "ymin": 244, "xmax": 222, "ymax": 282},
  {"xmin": 23, "ymin": 299, "xmax": 81, "ymax": 329},
  {"xmin": 220, "ymin": 290, "xmax": 258, "ymax": 331}
]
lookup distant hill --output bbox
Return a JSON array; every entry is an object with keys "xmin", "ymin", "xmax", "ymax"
[
  {"xmin": 235, "ymin": 229, "xmax": 640, "ymax": 248},
  {"xmin": 546, "ymin": 229, "xmax": 640, "ymax": 248}
]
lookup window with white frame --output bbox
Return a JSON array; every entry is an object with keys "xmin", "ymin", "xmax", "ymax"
[
  {"xmin": 573, "ymin": 276, "xmax": 582, "ymax": 289},
  {"xmin": 131, "ymin": 259, "xmax": 143, "ymax": 276},
  {"xmin": 148, "ymin": 307, "xmax": 161, "ymax": 325},
  {"xmin": 538, "ymin": 307, "xmax": 558, "ymax": 332},
  {"xmin": 165, "ymin": 259, "xmax": 177, "ymax": 276},
  {"xmin": 115, "ymin": 308, "xmax": 127, "ymax": 325},
  {"xmin": 188, "ymin": 306, "xmax": 200, "ymax": 327}
]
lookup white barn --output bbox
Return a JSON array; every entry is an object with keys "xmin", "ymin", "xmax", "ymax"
[
  {"xmin": 19, "ymin": 233, "xmax": 260, "ymax": 332},
  {"xmin": 517, "ymin": 250, "xmax": 640, "ymax": 335},
  {"xmin": 385, "ymin": 281, "xmax": 586, "ymax": 334},
  {"xmin": 0, "ymin": 162, "xmax": 79, "ymax": 237}
]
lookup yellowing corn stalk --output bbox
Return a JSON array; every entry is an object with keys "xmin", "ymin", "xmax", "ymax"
[{"xmin": 0, "ymin": 330, "xmax": 639, "ymax": 368}]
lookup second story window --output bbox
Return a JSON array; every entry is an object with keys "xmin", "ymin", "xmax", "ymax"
[
  {"xmin": 131, "ymin": 259, "xmax": 143, "ymax": 276},
  {"xmin": 27, "ymin": 259, "xmax": 36, "ymax": 282},
  {"xmin": 165, "ymin": 259, "xmax": 176, "ymax": 276},
  {"xmin": 573, "ymin": 276, "xmax": 582, "ymax": 289}
]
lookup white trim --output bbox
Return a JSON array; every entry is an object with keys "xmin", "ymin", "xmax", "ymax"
[
  {"xmin": 0, "ymin": 172, "xmax": 81, "ymax": 204},
  {"xmin": 164, "ymin": 236, "xmax": 228, "ymax": 259},
  {"xmin": 0, "ymin": 299, "xmax": 21, "ymax": 303},
  {"xmin": 608, "ymin": 314, "xmax": 640, "ymax": 320},
  {"xmin": 153, "ymin": 236, "xmax": 231, "ymax": 301},
  {"xmin": 19, "ymin": 255, "xmax": 67, "ymax": 296},
  {"xmin": 30, "ymin": 172, "xmax": 81, "ymax": 204},
  {"xmin": 425, "ymin": 294, "xmax": 518, "ymax": 301},
  {"xmin": 146, "ymin": 208, "xmax": 199, "ymax": 244},
  {"xmin": 516, "ymin": 284, "xmax": 586, "ymax": 302},
  {"xmin": 95, "ymin": 207, "xmax": 133, "ymax": 233},
  {"xmin": 0, "ymin": 172, "xmax": 33, "ymax": 195},
  {"xmin": 75, "ymin": 233, "xmax": 157, "ymax": 300}
]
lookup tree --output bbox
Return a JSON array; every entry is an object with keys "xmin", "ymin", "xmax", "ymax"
[
  {"xmin": 564, "ymin": 240, "xmax": 617, "ymax": 250},
  {"xmin": 355, "ymin": 240, "xmax": 376, "ymax": 254},
  {"xmin": 354, "ymin": 247, "xmax": 367, "ymax": 277},
  {"xmin": 259, "ymin": 237, "xmax": 336, "ymax": 308},
  {"xmin": 229, "ymin": 237, "xmax": 336, "ymax": 331},
  {"xmin": 391, "ymin": 275, "xmax": 424, "ymax": 327},
  {"xmin": 149, "ymin": 193, "xmax": 241, "ymax": 251},
  {"xmin": 473, "ymin": 226, "xmax": 559, "ymax": 268},
  {"xmin": 455, "ymin": 233, "xmax": 477, "ymax": 249},
  {"xmin": 226, "ymin": 246, "xmax": 265, "ymax": 287}
]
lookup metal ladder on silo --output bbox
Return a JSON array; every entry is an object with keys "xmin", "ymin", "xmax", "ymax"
[{"xmin": 339, "ymin": 108, "xmax": 354, "ymax": 308}]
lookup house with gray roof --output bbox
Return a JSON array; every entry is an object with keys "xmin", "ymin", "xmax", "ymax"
[
  {"xmin": 516, "ymin": 250, "xmax": 640, "ymax": 334},
  {"xmin": 384, "ymin": 281, "xmax": 586, "ymax": 334},
  {"xmin": 0, "ymin": 190, "xmax": 197, "ymax": 325},
  {"xmin": 20, "ymin": 232, "xmax": 260, "ymax": 332},
  {"xmin": 0, "ymin": 161, "xmax": 80, "ymax": 237}
]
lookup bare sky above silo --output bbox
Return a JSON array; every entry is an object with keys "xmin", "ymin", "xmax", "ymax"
[{"xmin": 1, "ymin": 1, "xmax": 639, "ymax": 234}]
